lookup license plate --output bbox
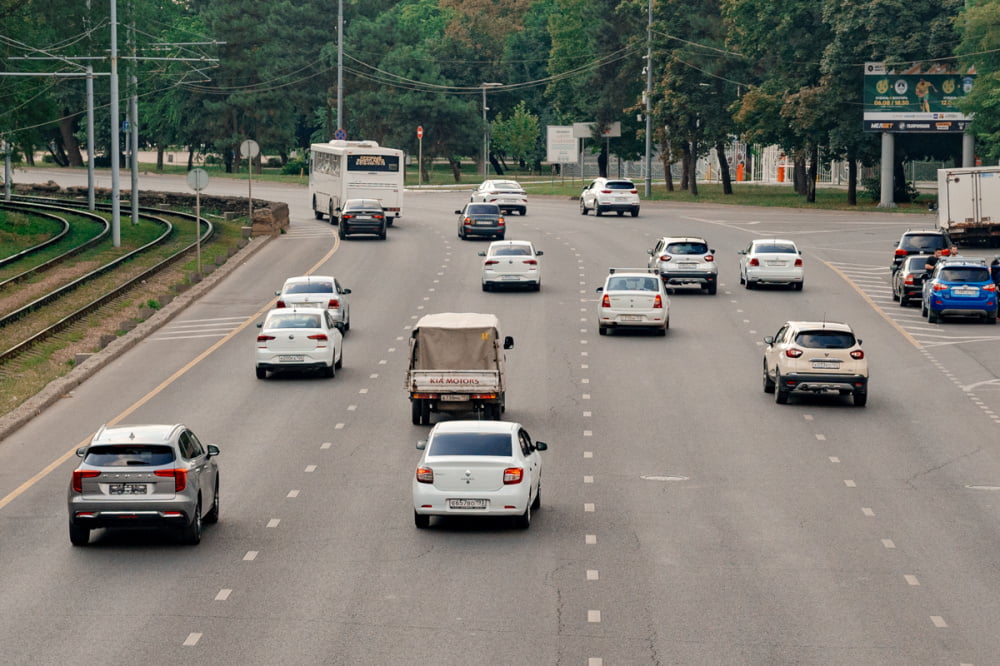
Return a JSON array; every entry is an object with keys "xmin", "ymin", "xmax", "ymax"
[
  {"xmin": 278, "ymin": 355, "xmax": 304, "ymax": 362},
  {"xmin": 615, "ymin": 197, "xmax": 627, "ymax": 202},
  {"xmin": 448, "ymin": 498, "xmax": 488, "ymax": 509},
  {"xmin": 440, "ymin": 394, "xmax": 469, "ymax": 401},
  {"xmin": 766, "ymin": 260, "xmax": 786, "ymax": 266},
  {"xmin": 953, "ymin": 287, "xmax": 978, "ymax": 296},
  {"xmin": 620, "ymin": 314, "xmax": 642, "ymax": 321},
  {"xmin": 811, "ymin": 360, "xmax": 840, "ymax": 369},
  {"xmin": 110, "ymin": 483, "xmax": 147, "ymax": 495},
  {"xmin": 501, "ymin": 276, "xmax": 519, "ymax": 280},
  {"xmin": 355, "ymin": 215, "xmax": 371, "ymax": 220}
]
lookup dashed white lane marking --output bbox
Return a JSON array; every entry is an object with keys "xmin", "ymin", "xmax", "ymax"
[
  {"xmin": 584, "ymin": 503, "xmax": 595, "ymax": 512},
  {"xmin": 589, "ymin": 659, "xmax": 603, "ymax": 666},
  {"xmin": 267, "ymin": 519, "xmax": 280, "ymax": 528},
  {"xmin": 388, "ymin": 347, "xmax": 396, "ymax": 352},
  {"xmin": 321, "ymin": 442, "xmax": 331, "ymax": 450},
  {"xmin": 582, "ymin": 393, "xmax": 591, "ymax": 399},
  {"xmin": 215, "ymin": 589, "xmax": 231, "ymax": 601},
  {"xmin": 183, "ymin": 633, "xmax": 202, "ymax": 646},
  {"xmin": 583, "ymin": 430, "xmax": 592, "ymax": 436},
  {"xmin": 804, "ymin": 415, "xmax": 814, "ymax": 420},
  {"xmin": 348, "ymin": 405, "xmax": 357, "ymax": 411},
  {"xmin": 287, "ymin": 490, "xmax": 299, "ymax": 498},
  {"xmin": 583, "ymin": 411, "xmax": 592, "ymax": 417},
  {"xmin": 587, "ymin": 570, "xmax": 599, "ymax": 581},
  {"xmin": 335, "ymin": 423, "xmax": 344, "ymax": 429},
  {"xmin": 845, "ymin": 480, "xmax": 857, "ymax": 487},
  {"xmin": 829, "ymin": 457, "xmax": 840, "ymax": 463},
  {"xmin": 581, "ymin": 378, "xmax": 590, "ymax": 384},
  {"xmin": 243, "ymin": 551, "xmax": 258, "ymax": 561},
  {"xmin": 815, "ymin": 434, "xmax": 826, "ymax": 441},
  {"xmin": 305, "ymin": 465, "xmax": 317, "ymax": 473},
  {"xmin": 369, "ymin": 373, "xmax": 378, "ymax": 379},
  {"xmin": 882, "ymin": 539, "xmax": 896, "ymax": 549},
  {"xmin": 862, "ymin": 508, "xmax": 875, "ymax": 517},
  {"xmin": 905, "ymin": 575, "xmax": 920, "ymax": 586},
  {"xmin": 583, "ymin": 451, "xmax": 593, "ymax": 458},
  {"xmin": 378, "ymin": 359, "xmax": 387, "ymax": 365},
  {"xmin": 581, "ymin": 364, "xmax": 589, "ymax": 369},
  {"xmin": 931, "ymin": 616, "xmax": 948, "ymax": 628},
  {"xmin": 588, "ymin": 610, "xmax": 601, "ymax": 623},
  {"xmin": 359, "ymin": 388, "xmax": 369, "ymax": 394},
  {"xmin": 581, "ymin": 351, "xmax": 588, "ymax": 356},
  {"xmin": 584, "ymin": 476, "xmax": 593, "ymax": 483},
  {"xmin": 586, "ymin": 534, "xmax": 597, "ymax": 544}
]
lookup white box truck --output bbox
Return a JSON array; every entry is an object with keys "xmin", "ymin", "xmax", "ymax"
[
  {"xmin": 406, "ymin": 313, "xmax": 513, "ymax": 425},
  {"xmin": 938, "ymin": 166, "xmax": 1000, "ymax": 245}
]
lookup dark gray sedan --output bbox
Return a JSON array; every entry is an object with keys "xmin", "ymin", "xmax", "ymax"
[
  {"xmin": 67, "ymin": 424, "xmax": 220, "ymax": 546},
  {"xmin": 337, "ymin": 198, "xmax": 387, "ymax": 240},
  {"xmin": 457, "ymin": 202, "xmax": 505, "ymax": 240}
]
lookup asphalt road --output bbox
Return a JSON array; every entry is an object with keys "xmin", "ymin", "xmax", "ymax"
[{"xmin": 2, "ymin": 169, "xmax": 1000, "ymax": 664}]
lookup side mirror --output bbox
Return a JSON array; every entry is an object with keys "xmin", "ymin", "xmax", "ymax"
[
  {"xmin": 738, "ymin": 250, "xmax": 746, "ymax": 255},
  {"xmin": 710, "ymin": 248, "xmax": 716, "ymax": 254},
  {"xmin": 763, "ymin": 335, "xmax": 774, "ymax": 345},
  {"xmin": 275, "ymin": 291, "xmax": 281, "ymax": 296},
  {"xmin": 857, "ymin": 339, "xmax": 863, "ymax": 345},
  {"xmin": 335, "ymin": 323, "xmax": 345, "ymax": 333},
  {"xmin": 207, "ymin": 445, "xmax": 220, "ymax": 457},
  {"xmin": 647, "ymin": 249, "xmax": 654, "ymax": 255},
  {"xmin": 341, "ymin": 288, "xmax": 351, "ymax": 294},
  {"xmin": 416, "ymin": 440, "xmax": 427, "ymax": 450},
  {"xmin": 535, "ymin": 441, "xmax": 548, "ymax": 451},
  {"xmin": 536, "ymin": 250, "xmax": 543, "ymax": 256},
  {"xmin": 595, "ymin": 287, "xmax": 604, "ymax": 293},
  {"xmin": 503, "ymin": 336, "xmax": 514, "ymax": 350},
  {"xmin": 335, "ymin": 207, "xmax": 342, "ymax": 213},
  {"xmin": 256, "ymin": 322, "xmax": 263, "ymax": 328},
  {"xmin": 454, "ymin": 209, "xmax": 462, "ymax": 215},
  {"xmin": 76, "ymin": 447, "xmax": 87, "ymax": 457},
  {"xmin": 478, "ymin": 251, "xmax": 486, "ymax": 257}
]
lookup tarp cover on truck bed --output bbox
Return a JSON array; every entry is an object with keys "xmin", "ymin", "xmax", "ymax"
[{"xmin": 411, "ymin": 313, "xmax": 500, "ymax": 370}]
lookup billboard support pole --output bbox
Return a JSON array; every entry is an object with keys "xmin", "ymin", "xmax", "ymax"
[
  {"xmin": 962, "ymin": 134, "xmax": 975, "ymax": 168},
  {"xmin": 878, "ymin": 132, "xmax": 896, "ymax": 209}
]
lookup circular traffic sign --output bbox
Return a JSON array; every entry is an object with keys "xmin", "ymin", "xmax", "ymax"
[
  {"xmin": 239, "ymin": 139, "xmax": 260, "ymax": 159},
  {"xmin": 334, "ymin": 128, "xmax": 347, "ymax": 140},
  {"xmin": 417, "ymin": 125, "xmax": 424, "ymax": 139},
  {"xmin": 186, "ymin": 168, "xmax": 209, "ymax": 192}
]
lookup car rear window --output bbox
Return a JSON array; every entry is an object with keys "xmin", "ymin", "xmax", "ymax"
[
  {"xmin": 666, "ymin": 242, "xmax": 708, "ymax": 255},
  {"xmin": 904, "ymin": 256, "xmax": 930, "ymax": 271},
  {"xmin": 608, "ymin": 276, "xmax": 659, "ymax": 291},
  {"xmin": 605, "ymin": 181, "xmax": 635, "ymax": 190},
  {"xmin": 467, "ymin": 204, "xmax": 499, "ymax": 215},
  {"xmin": 266, "ymin": 313, "xmax": 323, "ymax": 329},
  {"xmin": 940, "ymin": 267, "xmax": 990, "ymax": 282},
  {"xmin": 795, "ymin": 331, "xmax": 856, "ymax": 349},
  {"xmin": 429, "ymin": 433, "xmax": 512, "ymax": 457},
  {"xmin": 900, "ymin": 234, "xmax": 947, "ymax": 252},
  {"xmin": 285, "ymin": 282, "xmax": 333, "ymax": 294},
  {"xmin": 494, "ymin": 181, "xmax": 521, "ymax": 190},
  {"xmin": 494, "ymin": 247, "xmax": 530, "ymax": 256},
  {"xmin": 754, "ymin": 243, "xmax": 797, "ymax": 254},
  {"xmin": 84, "ymin": 445, "xmax": 175, "ymax": 467}
]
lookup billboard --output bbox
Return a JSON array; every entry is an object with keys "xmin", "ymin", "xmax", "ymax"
[
  {"xmin": 546, "ymin": 126, "xmax": 577, "ymax": 163},
  {"xmin": 863, "ymin": 62, "xmax": 975, "ymax": 133}
]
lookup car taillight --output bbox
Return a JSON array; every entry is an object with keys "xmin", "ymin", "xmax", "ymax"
[
  {"xmin": 276, "ymin": 300, "xmax": 286, "ymax": 308},
  {"xmin": 374, "ymin": 214, "xmax": 384, "ymax": 220},
  {"xmin": 904, "ymin": 275, "xmax": 914, "ymax": 285},
  {"xmin": 464, "ymin": 217, "xmax": 473, "ymax": 226},
  {"xmin": 71, "ymin": 470, "xmax": 100, "ymax": 492},
  {"xmin": 705, "ymin": 255, "xmax": 714, "ymax": 262},
  {"xmin": 523, "ymin": 259, "xmax": 537, "ymax": 265},
  {"xmin": 415, "ymin": 467, "xmax": 433, "ymax": 483},
  {"xmin": 932, "ymin": 283, "xmax": 949, "ymax": 291},
  {"xmin": 601, "ymin": 189, "xmax": 612, "ymax": 194},
  {"xmin": 485, "ymin": 260, "xmax": 499, "ymax": 266},
  {"xmin": 328, "ymin": 299, "xmax": 340, "ymax": 308},
  {"xmin": 895, "ymin": 249, "xmax": 908, "ymax": 256},
  {"xmin": 503, "ymin": 467, "xmax": 524, "ymax": 484},
  {"xmin": 155, "ymin": 468, "xmax": 188, "ymax": 492},
  {"xmin": 653, "ymin": 294, "xmax": 663, "ymax": 308},
  {"xmin": 659, "ymin": 255, "xmax": 671, "ymax": 262},
  {"xmin": 985, "ymin": 283, "xmax": 997, "ymax": 292},
  {"xmin": 630, "ymin": 189, "xmax": 637, "ymax": 194},
  {"xmin": 850, "ymin": 350, "xmax": 865, "ymax": 359},
  {"xmin": 498, "ymin": 218, "xmax": 505, "ymax": 226},
  {"xmin": 257, "ymin": 334, "xmax": 275, "ymax": 344},
  {"xmin": 749, "ymin": 258, "xmax": 760, "ymax": 267},
  {"xmin": 342, "ymin": 214, "xmax": 353, "ymax": 220},
  {"xmin": 307, "ymin": 333, "xmax": 328, "ymax": 341},
  {"xmin": 784, "ymin": 348, "xmax": 803, "ymax": 358},
  {"xmin": 794, "ymin": 258, "xmax": 803, "ymax": 267},
  {"xmin": 601, "ymin": 294, "xmax": 611, "ymax": 308}
]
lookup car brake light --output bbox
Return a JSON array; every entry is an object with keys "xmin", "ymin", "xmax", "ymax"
[
  {"xmin": 601, "ymin": 189, "xmax": 612, "ymax": 194},
  {"xmin": 630, "ymin": 189, "xmax": 637, "ymax": 194},
  {"xmin": 307, "ymin": 333, "xmax": 328, "ymax": 341},
  {"xmin": 71, "ymin": 470, "xmax": 100, "ymax": 492},
  {"xmin": 464, "ymin": 217, "xmax": 473, "ymax": 226},
  {"xmin": 276, "ymin": 300, "xmax": 286, "ymax": 308},
  {"xmin": 932, "ymin": 283, "xmax": 949, "ymax": 291},
  {"xmin": 749, "ymin": 258, "xmax": 759, "ymax": 267},
  {"xmin": 850, "ymin": 350, "xmax": 865, "ymax": 359},
  {"xmin": 904, "ymin": 275, "xmax": 914, "ymax": 285},
  {"xmin": 895, "ymin": 249, "xmax": 908, "ymax": 256},
  {"xmin": 659, "ymin": 255, "xmax": 671, "ymax": 262},
  {"xmin": 523, "ymin": 259, "xmax": 537, "ymax": 265},
  {"xmin": 601, "ymin": 294, "xmax": 611, "ymax": 308},
  {"xmin": 985, "ymin": 283, "xmax": 997, "ymax": 292},
  {"xmin": 329, "ymin": 299, "xmax": 340, "ymax": 308},
  {"xmin": 498, "ymin": 218, "xmax": 505, "ymax": 226},
  {"xmin": 342, "ymin": 214, "xmax": 353, "ymax": 220},
  {"xmin": 503, "ymin": 467, "xmax": 524, "ymax": 484},
  {"xmin": 415, "ymin": 467, "xmax": 433, "ymax": 483},
  {"xmin": 256, "ymin": 334, "xmax": 275, "ymax": 345},
  {"xmin": 785, "ymin": 348, "xmax": 803, "ymax": 358},
  {"xmin": 485, "ymin": 260, "xmax": 499, "ymax": 266},
  {"xmin": 653, "ymin": 294, "xmax": 663, "ymax": 308},
  {"xmin": 794, "ymin": 258, "xmax": 803, "ymax": 267},
  {"xmin": 705, "ymin": 255, "xmax": 714, "ymax": 262},
  {"xmin": 154, "ymin": 468, "xmax": 188, "ymax": 492}
]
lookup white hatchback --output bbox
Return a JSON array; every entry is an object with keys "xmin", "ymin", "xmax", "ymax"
[
  {"xmin": 479, "ymin": 240, "xmax": 543, "ymax": 291},
  {"xmin": 471, "ymin": 180, "xmax": 528, "ymax": 215},
  {"xmin": 275, "ymin": 275, "xmax": 351, "ymax": 330},
  {"xmin": 255, "ymin": 307, "xmax": 343, "ymax": 379},
  {"xmin": 412, "ymin": 420, "xmax": 547, "ymax": 529},
  {"xmin": 738, "ymin": 239, "xmax": 804, "ymax": 290},
  {"xmin": 596, "ymin": 269, "xmax": 670, "ymax": 335}
]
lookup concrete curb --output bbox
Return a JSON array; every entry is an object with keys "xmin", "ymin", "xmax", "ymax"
[{"xmin": 0, "ymin": 234, "xmax": 271, "ymax": 444}]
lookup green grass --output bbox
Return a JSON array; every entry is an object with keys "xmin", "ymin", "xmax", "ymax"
[{"xmin": 0, "ymin": 211, "xmax": 65, "ymax": 257}]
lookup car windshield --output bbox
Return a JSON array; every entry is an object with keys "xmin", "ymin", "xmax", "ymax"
[
  {"xmin": 666, "ymin": 242, "xmax": 708, "ymax": 255},
  {"xmin": 467, "ymin": 204, "xmax": 499, "ymax": 215},
  {"xmin": 285, "ymin": 282, "xmax": 333, "ymax": 294},
  {"xmin": 605, "ymin": 181, "xmax": 635, "ymax": 190},
  {"xmin": 901, "ymin": 234, "xmax": 946, "ymax": 251},
  {"xmin": 266, "ymin": 313, "xmax": 323, "ymax": 329},
  {"xmin": 607, "ymin": 276, "xmax": 659, "ymax": 291},
  {"xmin": 429, "ymin": 433, "xmax": 512, "ymax": 456},
  {"xmin": 754, "ymin": 243, "xmax": 797, "ymax": 254},
  {"xmin": 940, "ymin": 267, "xmax": 990, "ymax": 282},
  {"xmin": 493, "ymin": 247, "xmax": 531, "ymax": 256},
  {"xmin": 84, "ymin": 445, "xmax": 175, "ymax": 467},
  {"xmin": 795, "ymin": 331, "xmax": 856, "ymax": 349}
]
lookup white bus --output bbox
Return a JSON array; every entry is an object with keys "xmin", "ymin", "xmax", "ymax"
[{"xmin": 309, "ymin": 140, "xmax": 404, "ymax": 224}]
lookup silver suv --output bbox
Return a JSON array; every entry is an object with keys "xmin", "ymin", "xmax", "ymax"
[
  {"xmin": 647, "ymin": 236, "xmax": 718, "ymax": 294},
  {"xmin": 580, "ymin": 178, "xmax": 640, "ymax": 217},
  {"xmin": 67, "ymin": 424, "xmax": 221, "ymax": 545}
]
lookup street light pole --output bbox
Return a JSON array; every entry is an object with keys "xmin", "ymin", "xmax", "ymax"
[
  {"xmin": 643, "ymin": 0, "xmax": 653, "ymax": 198},
  {"xmin": 480, "ymin": 82, "xmax": 502, "ymax": 178}
]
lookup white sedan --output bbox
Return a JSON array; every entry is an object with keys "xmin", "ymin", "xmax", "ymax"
[
  {"xmin": 255, "ymin": 307, "xmax": 343, "ymax": 379},
  {"xmin": 275, "ymin": 275, "xmax": 351, "ymax": 330},
  {"xmin": 596, "ymin": 269, "xmax": 670, "ymax": 336},
  {"xmin": 479, "ymin": 240, "xmax": 543, "ymax": 291},
  {"xmin": 471, "ymin": 179, "xmax": 528, "ymax": 215},
  {"xmin": 412, "ymin": 420, "xmax": 547, "ymax": 529},
  {"xmin": 738, "ymin": 239, "xmax": 804, "ymax": 290}
]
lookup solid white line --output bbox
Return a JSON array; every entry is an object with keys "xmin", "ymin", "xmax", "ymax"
[
  {"xmin": 183, "ymin": 633, "xmax": 202, "ymax": 646},
  {"xmin": 172, "ymin": 317, "xmax": 248, "ymax": 324},
  {"xmin": 215, "ymin": 589, "xmax": 231, "ymax": 601},
  {"xmin": 150, "ymin": 333, "xmax": 229, "ymax": 341}
]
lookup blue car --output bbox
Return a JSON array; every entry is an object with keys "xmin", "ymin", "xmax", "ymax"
[{"xmin": 921, "ymin": 259, "xmax": 997, "ymax": 324}]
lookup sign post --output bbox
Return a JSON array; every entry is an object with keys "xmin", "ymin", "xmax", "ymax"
[
  {"xmin": 186, "ymin": 168, "xmax": 209, "ymax": 276},
  {"xmin": 240, "ymin": 139, "xmax": 260, "ymax": 224},
  {"xmin": 416, "ymin": 125, "xmax": 424, "ymax": 184}
]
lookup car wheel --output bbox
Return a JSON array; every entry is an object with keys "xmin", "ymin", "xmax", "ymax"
[
  {"xmin": 532, "ymin": 282, "xmax": 541, "ymax": 292},
  {"xmin": 379, "ymin": 230, "xmax": 387, "ymax": 240},
  {"xmin": 598, "ymin": 326, "xmax": 607, "ymax": 336},
  {"xmin": 204, "ymin": 478, "xmax": 220, "ymax": 524},
  {"xmin": 324, "ymin": 362, "xmax": 335, "ymax": 378},
  {"xmin": 181, "ymin": 500, "xmax": 202, "ymax": 545},
  {"xmin": 69, "ymin": 523, "xmax": 90, "ymax": 546},
  {"xmin": 531, "ymin": 480, "xmax": 541, "ymax": 510},
  {"xmin": 420, "ymin": 399, "xmax": 431, "ymax": 426},
  {"xmin": 338, "ymin": 226, "xmax": 346, "ymax": 239},
  {"xmin": 987, "ymin": 311, "xmax": 997, "ymax": 324},
  {"xmin": 928, "ymin": 309, "xmax": 940, "ymax": 324},
  {"xmin": 411, "ymin": 399, "xmax": 422, "ymax": 425},
  {"xmin": 414, "ymin": 511, "xmax": 430, "ymax": 529},
  {"xmin": 891, "ymin": 286, "xmax": 900, "ymax": 302},
  {"xmin": 793, "ymin": 281, "xmax": 803, "ymax": 291},
  {"xmin": 255, "ymin": 367, "xmax": 267, "ymax": 379},
  {"xmin": 387, "ymin": 218, "xmax": 393, "ymax": 227},
  {"xmin": 774, "ymin": 372, "xmax": 789, "ymax": 404},
  {"xmin": 329, "ymin": 204, "xmax": 337, "ymax": 225},
  {"xmin": 631, "ymin": 209, "xmax": 639, "ymax": 217},
  {"xmin": 899, "ymin": 294, "xmax": 909, "ymax": 307},
  {"xmin": 482, "ymin": 282, "xmax": 490, "ymax": 292},
  {"xmin": 335, "ymin": 348, "xmax": 343, "ymax": 369},
  {"xmin": 515, "ymin": 502, "xmax": 531, "ymax": 529},
  {"xmin": 313, "ymin": 198, "xmax": 323, "ymax": 220},
  {"xmin": 762, "ymin": 361, "xmax": 775, "ymax": 393},
  {"xmin": 745, "ymin": 279, "xmax": 754, "ymax": 290},
  {"xmin": 853, "ymin": 392, "xmax": 868, "ymax": 407},
  {"xmin": 616, "ymin": 211, "xmax": 624, "ymax": 217},
  {"xmin": 344, "ymin": 318, "xmax": 350, "ymax": 332},
  {"xmin": 657, "ymin": 324, "xmax": 667, "ymax": 336},
  {"xmin": 706, "ymin": 282, "xmax": 717, "ymax": 295},
  {"xmin": 580, "ymin": 200, "xmax": 589, "ymax": 215},
  {"xmin": 595, "ymin": 206, "xmax": 603, "ymax": 217},
  {"xmin": 496, "ymin": 233, "xmax": 505, "ymax": 240},
  {"xmin": 520, "ymin": 208, "xmax": 526, "ymax": 216},
  {"xmin": 739, "ymin": 272, "xmax": 745, "ymax": 285}
]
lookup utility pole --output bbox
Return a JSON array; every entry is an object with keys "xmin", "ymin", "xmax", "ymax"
[
  {"xmin": 110, "ymin": 0, "xmax": 122, "ymax": 246},
  {"xmin": 337, "ymin": 0, "xmax": 343, "ymax": 132},
  {"xmin": 643, "ymin": 0, "xmax": 653, "ymax": 198}
]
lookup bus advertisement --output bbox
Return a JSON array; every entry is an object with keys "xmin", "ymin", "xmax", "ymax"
[{"xmin": 310, "ymin": 140, "xmax": 404, "ymax": 224}]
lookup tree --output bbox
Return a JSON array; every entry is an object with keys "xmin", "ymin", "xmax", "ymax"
[
  {"xmin": 492, "ymin": 101, "xmax": 541, "ymax": 169},
  {"xmin": 956, "ymin": 0, "xmax": 1000, "ymax": 162}
]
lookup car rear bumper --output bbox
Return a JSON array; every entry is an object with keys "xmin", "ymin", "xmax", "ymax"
[
  {"xmin": 463, "ymin": 226, "xmax": 503, "ymax": 237},
  {"xmin": 343, "ymin": 222, "xmax": 385, "ymax": 235},
  {"xmin": 659, "ymin": 271, "xmax": 717, "ymax": 285},
  {"xmin": 781, "ymin": 372, "xmax": 868, "ymax": 393},
  {"xmin": 746, "ymin": 268, "xmax": 803, "ymax": 284},
  {"xmin": 69, "ymin": 496, "xmax": 196, "ymax": 528},
  {"xmin": 599, "ymin": 313, "xmax": 667, "ymax": 327},
  {"xmin": 413, "ymin": 485, "xmax": 529, "ymax": 516},
  {"xmin": 596, "ymin": 202, "xmax": 639, "ymax": 212}
]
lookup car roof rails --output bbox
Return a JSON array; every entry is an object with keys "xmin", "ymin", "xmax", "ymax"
[{"xmin": 609, "ymin": 267, "xmax": 658, "ymax": 274}]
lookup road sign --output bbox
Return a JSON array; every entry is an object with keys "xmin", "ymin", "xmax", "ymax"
[
  {"xmin": 334, "ymin": 128, "xmax": 347, "ymax": 140},
  {"xmin": 186, "ymin": 168, "xmax": 209, "ymax": 192},
  {"xmin": 240, "ymin": 139, "xmax": 260, "ymax": 159},
  {"xmin": 417, "ymin": 126, "xmax": 424, "ymax": 139}
]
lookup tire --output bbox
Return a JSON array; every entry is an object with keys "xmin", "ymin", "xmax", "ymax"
[
  {"xmin": 598, "ymin": 326, "xmax": 607, "ymax": 336},
  {"xmin": 519, "ymin": 208, "xmax": 526, "ymax": 216},
  {"xmin": 921, "ymin": 301, "xmax": 928, "ymax": 317},
  {"xmin": 335, "ymin": 348, "xmax": 343, "ymax": 369},
  {"xmin": 793, "ymin": 281, "xmax": 803, "ymax": 291},
  {"xmin": 255, "ymin": 367, "xmax": 266, "ymax": 379},
  {"xmin": 379, "ymin": 230, "xmax": 387, "ymax": 240},
  {"xmin": 580, "ymin": 200, "xmax": 589, "ymax": 215},
  {"xmin": 745, "ymin": 280, "xmax": 754, "ymax": 290},
  {"xmin": 706, "ymin": 282, "xmax": 717, "ymax": 295},
  {"xmin": 532, "ymin": 282, "xmax": 541, "ymax": 292},
  {"xmin": 739, "ymin": 272, "xmax": 745, "ymax": 285},
  {"xmin": 664, "ymin": 316, "xmax": 670, "ymax": 330},
  {"xmin": 420, "ymin": 399, "xmax": 431, "ymax": 426},
  {"xmin": 411, "ymin": 399, "xmax": 422, "ymax": 425},
  {"xmin": 891, "ymin": 286, "xmax": 900, "ymax": 302},
  {"xmin": 204, "ymin": 478, "xmax": 220, "ymax": 524},
  {"xmin": 987, "ymin": 312, "xmax": 997, "ymax": 325},
  {"xmin": 324, "ymin": 362, "xmax": 335, "ymax": 378},
  {"xmin": 853, "ymin": 392, "xmax": 868, "ymax": 407},
  {"xmin": 595, "ymin": 207, "xmax": 603, "ymax": 217},
  {"xmin": 631, "ymin": 209, "xmax": 639, "ymax": 217},
  {"xmin": 181, "ymin": 501, "xmax": 202, "ymax": 545},
  {"xmin": 616, "ymin": 211, "xmax": 624, "ymax": 217},
  {"xmin": 313, "ymin": 205, "xmax": 323, "ymax": 221},
  {"xmin": 763, "ymin": 362, "xmax": 775, "ymax": 393},
  {"xmin": 531, "ymin": 480, "xmax": 541, "ymax": 510},
  {"xmin": 514, "ymin": 502, "xmax": 531, "ymax": 529},
  {"xmin": 774, "ymin": 372, "xmax": 789, "ymax": 404},
  {"xmin": 387, "ymin": 218, "xmax": 393, "ymax": 227},
  {"xmin": 928, "ymin": 309, "xmax": 940, "ymax": 324},
  {"xmin": 482, "ymin": 282, "xmax": 490, "ymax": 292},
  {"xmin": 899, "ymin": 294, "xmax": 909, "ymax": 307},
  {"xmin": 656, "ymin": 325, "xmax": 667, "ymax": 336},
  {"xmin": 329, "ymin": 204, "xmax": 337, "ymax": 225},
  {"xmin": 69, "ymin": 523, "xmax": 90, "ymax": 546},
  {"xmin": 338, "ymin": 226, "xmax": 346, "ymax": 240},
  {"xmin": 496, "ymin": 233, "xmax": 505, "ymax": 240},
  {"xmin": 414, "ymin": 511, "xmax": 430, "ymax": 529},
  {"xmin": 343, "ymin": 317, "xmax": 350, "ymax": 333}
]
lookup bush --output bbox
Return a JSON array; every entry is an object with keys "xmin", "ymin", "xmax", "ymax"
[
  {"xmin": 281, "ymin": 159, "xmax": 308, "ymax": 175},
  {"xmin": 862, "ymin": 175, "xmax": 920, "ymax": 204},
  {"xmin": 266, "ymin": 157, "xmax": 282, "ymax": 168}
]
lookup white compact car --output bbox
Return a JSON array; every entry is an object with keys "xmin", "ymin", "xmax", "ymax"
[
  {"xmin": 580, "ymin": 178, "xmax": 640, "ymax": 217},
  {"xmin": 275, "ymin": 275, "xmax": 351, "ymax": 330},
  {"xmin": 255, "ymin": 307, "xmax": 343, "ymax": 379},
  {"xmin": 738, "ymin": 239, "xmax": 804, "ymax": 290},
  {"xmin": 762, "ymin": 320, "xmax": 868, "ymax": 406},
  {"xmin": 471, "ymin": 180, "xmax": 528, "ymax": 215},
  {"xmin": 479, "ymin": 240, "xmax": 543, "ymax": 291},
  {"xmin": 596, "ymin": 269, "xmax": 670, "ymax": 335},
  {"xmin": 412, "ymin": 420, "xmax": 547, "ymax": 529}
]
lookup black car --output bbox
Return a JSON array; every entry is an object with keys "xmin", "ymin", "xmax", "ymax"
[
  {"xmin": 337, "ymin": 199, "xmax": 387, "ymax": 240},
  {"xmin": 891, "ymin": 229, "xmax": 953, "ymax": 273},
  {"xmin": 456, "ymin": 203, "xmax": 505, "ymax": 240},
  {"xmin": 892, "ymin": 254, "xmax": 930, "ymax": 306}
]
